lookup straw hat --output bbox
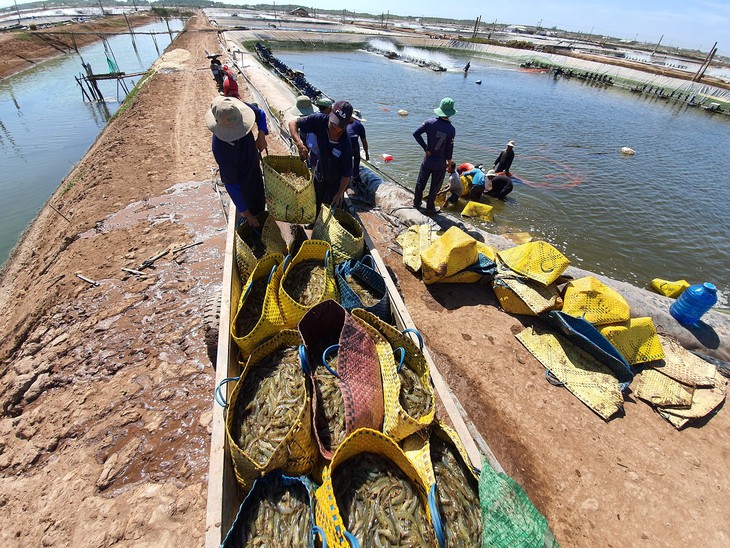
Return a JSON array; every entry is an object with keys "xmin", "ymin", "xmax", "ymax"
[
  {"xmin": 352, "ymin": 109, "xmax": 367, "ymax": 122},
  {"xmin": 205, "ymin": 96, "xmax": 255, "ymax": 143},
  {"xmin": 507, "ymin": 140, "xmax": 516, "ymax": 147},
  {"xmin": 486, "ymin": 169, "xmax": 497, "ymax": 177}
]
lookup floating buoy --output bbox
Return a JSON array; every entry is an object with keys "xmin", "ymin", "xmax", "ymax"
[
  {"xmin": 382, "ymin": 154, "xmax": 394, "ymax": 163},
  {"xmin": 457, "ymin": 162, "xmax": 474, "ymax": 174},
  {"xmin": 620, "ymin": 147, "xmax": 635, "ymax": 155},
  {"xmin": 397, "ymin": 109, "xmax": 408, "ymax": 116},
  {"xmin": 475, "ymin": 80, "xmax": 482, "ymax": 85}
]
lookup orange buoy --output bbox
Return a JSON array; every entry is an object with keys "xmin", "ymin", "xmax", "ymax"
[{"xmin": 382, "ymin": 154, "xmax": 394, "ymax": 162}]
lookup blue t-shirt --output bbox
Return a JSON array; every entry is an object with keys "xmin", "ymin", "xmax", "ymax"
[
  {"xmin": 462, "ymin": 168, "xmax": 486, "ymax": 188},
  {"xmin": 347, "ymin": 119, "xmax": 366, "ymax": 150},
  {"xmin": 296, "ymin": 113, "xmax": 353, "ymax": 198},
  {"xmin": 412, "ymin": 117, "xmax": 455, "ymax": 170}
]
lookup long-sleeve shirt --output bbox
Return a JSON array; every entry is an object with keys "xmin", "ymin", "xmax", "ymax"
[
  {"xmin": 462, "ymin": 168, "xmax": 486, "ymax": 188},
  {"xmin": 493, "ymin": 148, "xmax": 514, "ymax": 173},
  {"xmin": 412, "ymin": 117, "xmax": 455, "ymax": 170}
]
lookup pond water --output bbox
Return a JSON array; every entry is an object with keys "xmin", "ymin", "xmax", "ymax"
[
  {"xmin": 276, "ymin": 47, "xmax": 729, "ymax": 306},
  {"xmin": 0, "ymin": 19, "xmax": 183, "ymax": 266}
]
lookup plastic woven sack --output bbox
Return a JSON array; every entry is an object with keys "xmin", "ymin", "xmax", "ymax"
[
  {"xmin": 225, "ymin": 330, "xmax": 317, "ymax": 492},
  {"xmin": 516, "ymin": 326, "xmax": 623, "ymax": 420},
  {"xmin": 234, "ymin": 211, "xmax": 288, "ymax": 283},
  {"xmin": 335, "ymin": 255, "xmax": 392, "ymax": 322},
  {"xmin": 652, "ymin": 335, "xmax": 716, "ymax": 387},
  {"xmin": 421, "ymin": 226, "xmax": 493, "ymax": 285},
  {"xmin": 497, "ymin": 241, "xmax": 570, "ymax": 286},
  {"xmin": 311, "ymin": 204, "xmax": 365, "ymax": 265},
  {"xmin": 562, "ymin": 276, "xmax": 631, "ymax": 325},
  {"xmin": 314, "ymin": 428, "xmax": 439, "ymax": 548},
  {"xmin": 352, "ymin": 309, "xmax": 435, "ymax": 442},
  {"xmin": 479, "ymin": 457, "xmax": 559, "ymax": 548},
  {"xmin": 492, "ymin": 276, "xmax": 562, "ymax": 316},
  {"xmin": 262, "ymin": 155, "xmax": 316, "ymax": 224},
  {"xmin": 396, "ymin": 224, "xmax": 439, "ymax": 273},
  {"xmin": 231, "ymin": 253, "xmax": 286, "ymax": 360},
  {"xmin": 650, "ymin": 278, "xmax": 690, "ymax": 299},
  {"xmin": 299, "ymin": 300, "xmax": 384, "ymax": 460},
  {"xmin": 544, "ymin": 311, "xmax": 633, "ymax": 385},
  {"xmin": 278, "ymin": 240, "xmax": 338, "ymax": 329},
  {"xmin": 634, "ymin": 368, "xmax": 694, "ymax": 408},
  {"xmin": 221, "ymin": 471, "xmax": 322, "ymax": 548},
  {"xmin": 461, "ymin": 200, "xmax": 494, "ymax": 221},
  {"xmin": 598, "ymin": 317, "xmax": 665, "ymax": 365}
]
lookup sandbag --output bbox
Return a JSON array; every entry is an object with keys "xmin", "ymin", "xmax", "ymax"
[{"xmin": 262, "ymin": 155, "xmax": 316, "ymax": 224}]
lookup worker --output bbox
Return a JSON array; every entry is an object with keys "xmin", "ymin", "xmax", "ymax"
[
  {"xmin": 436, "ymin": 161, "xmax": 463, "ymax": 205},
  {"xmin": 288, "ymin": 95, "xmax": 318, "ymax": 168},
  {"xmin": 209, "ymin": 56, "xmax": 224, "ymax": 92},
  {"xmin": 207, "ymin": 96, "xmax": 268, "ymax": 227},
  {"xmin": 222, "ymin": 65, "xmax": 240, "ymax": 100},
  {"xmin": 288, "ymin": 100, "xmax": 354, "ymax": 210},
  {"xmin": 315, "ymin": 97, "xmax": 333, "ymax": 114},
  {"xmin": 461, "ymin": 165, "xmax": 487, "ymax": 200},
  {"xmin": 412, "ymin": 97, "xmax": 457, "ymax": 213},
  {"xmin": 486, "ymin": 169, "xmax": 514, "ymax": 199},
  {"xmin": 493, "ymin": 140, "xmax": 516, "ymax": 175},
  {"xmin": 347, "ymin": 109, "xmax": 369, "ymax": 183}
]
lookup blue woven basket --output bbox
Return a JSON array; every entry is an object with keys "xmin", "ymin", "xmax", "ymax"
[{"xmin": 336, "ymin": 256, "xmax": 392, "ymax": 323}]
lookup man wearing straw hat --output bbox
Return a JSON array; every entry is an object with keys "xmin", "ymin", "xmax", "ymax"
[
  {"xmin": 412, "ymin": 97, "xmax": 457, "ymax": 214},
  {"xmin": 207, "ymin": 96, "xmax": 268, "ymax": 227},
  {"xmin": 493, "ymin": 140, "xmax": 516, "ymax": 176}
]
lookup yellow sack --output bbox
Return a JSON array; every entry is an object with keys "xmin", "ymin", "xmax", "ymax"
[
  {"xmin": 231, "ymin": 253, "xmax": 286, "ymax": 360},
  {"xmin": 234, "ymin": 211, "xmax": 288, "ymax": 283},
  {"xmin": 225, "ymin": 330, "xmax": 317, "ymax": 492},
  {"xmin": 497, "ymin": 240, "xmax": 570, "ymax": 286},
  {"xmin": 278, "ymin": 240, "xmax": 338, "ymax": 328},
  {"xmin": 311, "ymin": 204, "xmax": 365, "ymax": 265},
  {"xmin": 460, "ymin": 174, "xmax": 473, "ymax": 196},
  {"xmin": 461, "ymin": 200, "xmax": 494, "ymax": 222},
  {"xmin": 396, "ymin": 224, "xmax": 438, "ymax": 273},
  {"xmin": 315, "ymin": 428, "xmax": 438, "ymax": 548},
  {"xmin": 562, "ymin": 276, "xmax": 631, "ymax": 325},
  {"xmin": 352, "ymin": 309, "xmax": 435, "ymax": 442},
  {"xmin": 420, "ymin": 226, "xmax": 481, "ymax": 285},
  {"xmin": 492, "ymin": 276, "xmax": 562, "ymax": 316},
  {"xmin": 650, "ymin": 278, "xmax": 690, "ymax": 299},
  {"xmin": 599, "ymin": 317, "xmax": 665, "ymax": 365},
  {"xmin": 262, "ymin": 155, "xmax": 316, "ymax": 224}
]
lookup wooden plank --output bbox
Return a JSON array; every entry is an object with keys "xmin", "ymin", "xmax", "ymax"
[
  {"xmin": 204, "ymin": 199, "xmax": 241, "ymax": 547},
  {"xmin": 361, "ymin": 230, "xmax": 505, "ymax": 474}
]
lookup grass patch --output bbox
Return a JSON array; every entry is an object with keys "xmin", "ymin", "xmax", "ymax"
[
  {"xmin": 109, "ymin": 71, "xmax": 153, "ymax": 122},
  {"xmin": 61, "ymin": 168, "xmax": 86, "ymax": 196}
]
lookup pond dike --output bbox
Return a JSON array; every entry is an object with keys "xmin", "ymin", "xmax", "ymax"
[{"xmin": 224, "ymin": 33, "xmax": 730, "ymax": 365}]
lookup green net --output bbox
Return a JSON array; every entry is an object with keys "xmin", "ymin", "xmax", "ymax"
[{"xmin": 479, "ymin": 457, "xmax": 559, "ymax": 548}]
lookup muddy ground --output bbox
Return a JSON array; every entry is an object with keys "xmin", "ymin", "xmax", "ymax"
[{"xmin": 0, "ymin": 11, "xmax": 728, "ymax": 548}]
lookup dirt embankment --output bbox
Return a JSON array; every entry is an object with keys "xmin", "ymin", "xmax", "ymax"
[
  {"xmin": 0, "ymin": 12, "xmax": 159, "ymax": 80},
  {"xmin": 0, "ymin": 12, "xmax": 288, "ymax": 547},
  {"xmin": 0, "ymin": 10, "xmax": 728, "ymax": 548}
]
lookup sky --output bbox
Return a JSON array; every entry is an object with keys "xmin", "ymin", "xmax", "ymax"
[{"xmin": 1, "ymin": 1, "xmax": 728, "ymax": 56}]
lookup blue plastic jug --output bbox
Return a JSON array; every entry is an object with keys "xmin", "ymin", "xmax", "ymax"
[{"xmin": 669, "ymin": 282, "xmax": 717, "ymax": 326}]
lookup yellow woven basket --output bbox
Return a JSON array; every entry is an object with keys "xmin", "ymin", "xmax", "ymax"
[
  {"xmin": 421, "ymin": 226, "xmax": 480, "ymax": 285},
  {"xmin": 278, "ymin": 240, "xmax": 338, "ymax": 328},
  {"xmin": 225, "ymin": 330, "xmax": 318, "ymax": 492},
  {"xmin": 314, "ymin": 428, "xmax": 438, "ymax": 548},
  {"xmin": 352, "ymin": 309, "xmax": 435, "ymax": 442},
  {"xmin": 231, "ymin": 253, "xmax": 286, "ymax": 360},
  {"xmin": 497, "ymin": 240, "xmax": 570, "ymax": 286},
  {"xmin": 599, "ymin": 317, "xmax": 665, "ymax": 365},
  {"xmin": 562, "ymin": 276, "xmax": 630, "ymax": 325},
  {"xmin": 312, "ymin": 204, "xmax": 365, "ymax": 265},
  {"xmin": 234, "ymin": 211, "xmax": 288, "ymax": 283},
  {"xmin": 492, "ymin": 276, "xmax": 562, "ymax": 316},
  {"xmin": 262, "ymin": 155, "xmax": 316, "ymax": 224}
]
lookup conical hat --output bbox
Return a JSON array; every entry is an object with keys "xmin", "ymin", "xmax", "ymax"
[{"xmin": 562, "ymin": 276, "xmax": 630, "ymax": 325}]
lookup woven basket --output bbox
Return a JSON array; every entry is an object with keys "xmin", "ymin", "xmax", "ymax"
[
  {"xmin": 262, "ymin": 155, "xmax": 316, "ymax": 224},
  {"xmin": 278, "ymin": 240, "xmax": 338, "ymax": 329},
  {"xmin": 492, "ymin": 275, "xmax": 562, "ymax": 316},
  {"xmin": 298, "ymin": 300, "xmax": 384, "ymax": 461},
  {"xmin": 312, "ymin": 204, "xmax": 365, "ymax": 266},
  {"xmin": 599, "ymin": 317, "xmax": 665, "ymax": 365},
  {"xmin": 231, "ymin": 253, "xmax": 286, "ymax": 360},
  {"xmin": 335, "ymin": 256, "xmax": 391, "ymax": 322},
  {"xmin": 314, "ymin": 428, "xmax": 438, "ymax": 548},
  {"xmin": 421, "ymin": 226, "xmax": 481, "ymax": 285},
  {"xmin": 234, "ymin": 211, "xmax": 288, "ymax": 283},
  {"xmin": 352, "ymin": 309, "xmax": 435, "ymax": 442},
  {"xmin": 562, "ymin": 276, "xmax": 630, "ymax": 325},
  {"xmin": 225, "ymin": 330, "xmax": 317, "ymax": 492},
  {"xmin": 497, "ymin": 240, "xmax": 570, "ymax": 286}
]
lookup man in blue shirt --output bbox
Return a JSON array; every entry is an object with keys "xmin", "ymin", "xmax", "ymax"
[
  {"xmin": 412, "ymin": 97, "xmax": 456, "ymax": 213},
  {"xmin": 461, "ymin": 165, "xmax": 487, "ymax": 200},
  {"xmin": 289, "ymin": 100, "xmax": 354, "ymax": 210},
  {"xmin": 347, "ymin": 109, "xmax": 369, "ymax": 183},
  {"xmin": 207, "ymin": 96, "xmax": 269, "ymax": 227}
]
